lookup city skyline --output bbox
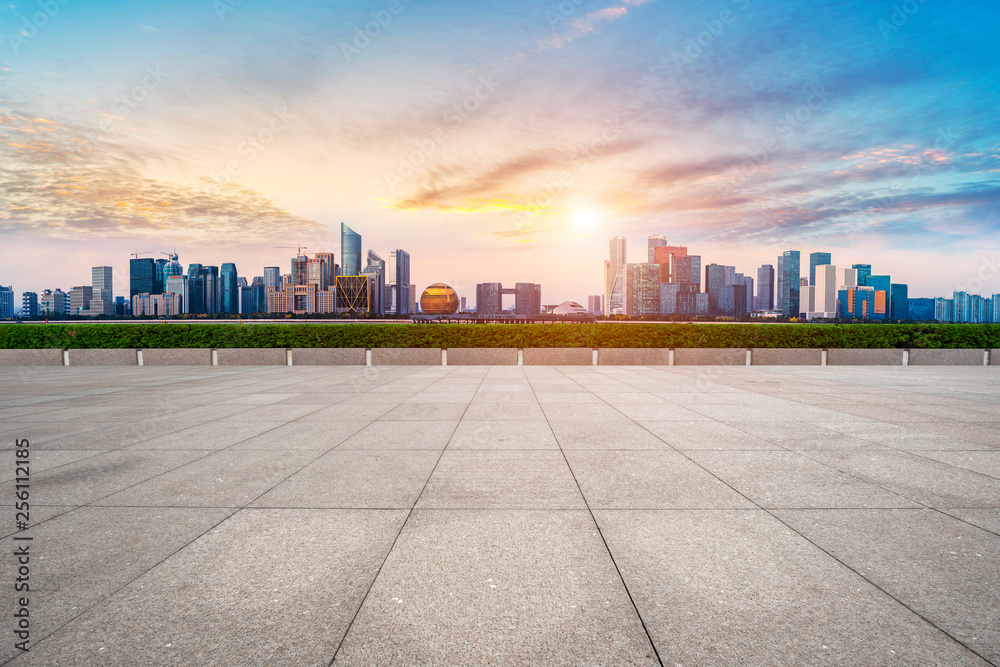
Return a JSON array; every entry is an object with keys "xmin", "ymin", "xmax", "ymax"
[{"xmin": 2, "ymin": 1, "xmax": 999, "ymax": 302}]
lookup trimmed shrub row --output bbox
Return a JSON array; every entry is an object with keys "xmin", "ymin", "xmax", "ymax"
[{"xmin": 2, "ymin": 322, "xmax": 1000, "ymax": 350}]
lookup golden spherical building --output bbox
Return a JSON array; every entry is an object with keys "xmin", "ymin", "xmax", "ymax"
[{"xmin": 420, "ymin": 283, "xmax": 460, "ymax": 314}]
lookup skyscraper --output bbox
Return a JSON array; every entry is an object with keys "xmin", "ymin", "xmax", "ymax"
[
  {"xmin": 757, "ymin": 264, "xmax": 775, "ymax": 311},
  {"xmin": 263, "ymin": 267, "xmax": 281, "ymax": 289},
  {"xmin": 588, "ymin": 295, "xmax": 603, "ymax": 316},
  {"xmin": 363, "ymin": 250, "xmax": 385, "ymax": 316},
  {"xmin": 341, "ymin": 223, "xmax": 362, "ymax": 276},
  {"xmin": 705, "ymin": 263, "xmax": 727, "ymax": 315},
  {"xmin": 187, "ymin": 264, "xmax": 204, "ymax": 314},
  {"xmin": 514, "ymin": 283, "xmax": 542, "ymax": 316},
  {"xmin": 130, "ymin": 257, "xmax": 155, "ymax": 297},
  {"xmin": 605, "ymin": 236, "xmax": 626, "ymax": 315},
  {"xmin": 220, "ymin": 263, "xmax": 239, "ymax": 314},
  {"xmin": 626, "ymin": 263, "xmax": 660, "ymax": 316},
  {"xmin": 21, "ymin": 292, "xmax": 38, "ymax": 318},
  {"xmin": 388, "ymin": 250, "xmax": 411, "ymax": 315},
  {"xmin": 672, "ymin": 254, "xmax": 701, "ymax": 289},
  {"xmin": 0, "ymin": 286, "xmax": 13, "ymax": 320},
  {"xmin": 203, "ymin": 266, "xmax": 220, "ymax": 314},
  {"xmin": 808, "ymin": 252, "xmax": 832, "ymax": 286},
  {"xmin": 852, "ymin": 264, "xmax": 872, "ymax": 287},
  {"xmin": 780, "ymin": 251, "xmax": 800, "ymax": 317},
  {"xmin": 647, "ymin": 235, "xmax": 667, "ymax": 263},
  {"xmin": 92, "ymin": 266, "xmax": 113, "ymax": 302},
  {"xmin": 652, "ymin": 244, "xmax": 688, "ymax": 283},
  {"xmin": 890, "ymin": 283, "xmax": 908, "ymax": 320},
  {"xmin": 476, "ymin": 282, "xmax": 502, "ymax": 314},
  {"xmin": 165, "ymin": 275, "xmax": 188, "ymax": 314}
]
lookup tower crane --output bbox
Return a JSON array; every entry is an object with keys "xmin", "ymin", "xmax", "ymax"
[{"xmin": 275, "ymin": 245, "xmax": 309, "ymax": 255}]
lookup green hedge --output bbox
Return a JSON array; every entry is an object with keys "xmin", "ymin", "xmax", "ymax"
[{"xmin": 2, "ymin": 322, "xmax": 999, "ymax": 349}]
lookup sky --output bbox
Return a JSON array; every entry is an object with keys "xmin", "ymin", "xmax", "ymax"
[{"xmin": 1, "ymin": 0, "xmax": 999, "ymax": 304}]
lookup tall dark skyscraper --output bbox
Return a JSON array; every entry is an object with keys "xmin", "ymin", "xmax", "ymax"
[
  {"xmin": 187, "ymin": 263, "xmax": 204, "ymax": 314},
  {"xmin": 672, "ymin": 255, "xmax": 701, "ymax": 289},
  {"xmin": 130, "ymin": 258, "xmax": 155, "ymax": 297},
  {"xmin": 388, "ymin": 250, "xmax": 411, "ymax": 315},
  {"xmin": 781, "ymin": 251, "xmax": 801, "ymax": 317},
  {"xmin": 341, "ymin": 223, "xmax": 362, "ymax": 276},
  {"xmin": 705, "ymin": 263, "xmax": 727, "ymax": 315},
  {"xmin": 757, "ymin": 264, "xmax": 775, "ymax": 311},
  {"xmin": 220, "ymin": 263, "xmax": 239, "ymax": 314},
  {"xmin": 154, "ymin": 258, "xmax": 168, "ymax": 293},
  {"xmin": 852, "ymin": 264, "xmax": 872, "ymax": 287},
  {"xmin": 808, "ymin": 252, "xmax": 831, "ymax": 286}
]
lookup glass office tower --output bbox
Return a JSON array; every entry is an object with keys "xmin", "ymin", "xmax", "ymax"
[
  {"xmin": 781, "ymin": 251, "xmax": 800, "ymax": 317},
  {"xmin": 341, "ymin": 223, "xmax": 362, "ymax": 276},
  {"xmin": 808, "ymin": 252, "xmax": 831, "ymax": 286},
  {"xmin": 852, "ymin": 264, "xmax": 872, "ymax": 287},
  {"xmin": 220, "ymin": 263, "xmax": 239, "ymax": 314}
]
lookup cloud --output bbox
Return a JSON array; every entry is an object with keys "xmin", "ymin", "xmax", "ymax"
[{"xmin": 0, "ymin": 107, "xmax": 323, "ymax": 241}]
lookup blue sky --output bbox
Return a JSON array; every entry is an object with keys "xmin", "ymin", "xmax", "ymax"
[{"xmin": 1, "ymin": 0, "xmax": 999, "ymax": 302}]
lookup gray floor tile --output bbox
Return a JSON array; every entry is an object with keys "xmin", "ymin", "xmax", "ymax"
[
  {"xmin": 333, "ymin": 510, "xmax": 658, "ymax": 666},
  {"xmin": 253, "ymin": 450, "xmax": 440, "ymax": 508},
  {"xmin": 642, "ymin": 421, "xmax": 778, "ymax": 450},
  {"xmin": 775, "ymin": 509, "xmax": 1000, "ymax": 664},
  {"xmin": 0, "ymin": 507, "xmax": 233, "ymax": 662},
  {"xmin": 98, "ymin": 450, "xmax": 317, "ymax": 507},
  {"xmin": 596, "ymin": 509, "xmax": 987, "ymax": 666},
  {"xmin": 548, "ymin": 419, "xmax": 670, "ymax": 450},
  {"xmin": 417, "ymin": 450, "xmax": 585, "ymax": 509},
  {"xmin": 337, "ymin": 421, "xmax": 458, "ymax": 449},
  {"xmin": 18, "ymin": 509, "xmax": 407, "ymax": 666},
  {"xmin": 449, "ymin": 420, "xmax": 559, "ymax": 449},
  {"xmin": 687, "ymin": 451, "xmax": 918, "ymax": 509},
  {"xmin": 566, "ymin": 450, "xmax": 754, "ymax": 509}
]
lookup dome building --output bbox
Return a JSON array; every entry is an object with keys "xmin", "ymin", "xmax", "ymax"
[{"xmin": 420, "ymin": 284, "xmax": 460, "ymax": 314}]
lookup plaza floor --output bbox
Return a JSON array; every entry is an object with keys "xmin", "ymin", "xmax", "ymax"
[{"xmin": 1, "ymin": 364, "xmax": 998, "ymax": 666}]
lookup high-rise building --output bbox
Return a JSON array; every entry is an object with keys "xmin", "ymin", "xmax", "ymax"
[
  {"xmin": 813, "ymin": 264, "xmax": 838, "ymax": 317},
  {"xmin": 476, "ymin": 282, "xmax": 503, "ymax": 314},
  {"xmin": 21, "ymin": 292, "xmax": 39, "ymax": 319},
  {"xmin": 705, "ymin": 263, "xmax": 727, "ymax": 315},
  {"xmin": 335, "ymin": 275, "xmax": 372, "ymax": 314},
  {"xmin": 659, "ymin": 282, "xmax": 680, "ymax": 315},
  {"xmin": 605, "ymin": 236, "xmax": 626, "ymax": 316},
  {"xmin": 69, "ymin": 285, "xmax": 93, "ymax": 315},
  {"xmin": 735, "ymin": 273, "xmax": 755, "ymax": 313},
  {"xmin": 0, "ymin": 286, "xmax": 13, "ymax": 319},
  {"xmin": 388, "ymin": 250, "xmax": 411, "ymax": 315},
  {"xmin": 780, "ymin": 251, "xmax": 801, "ymax": 317},
  {"xmin": 162, "ymin": 252, "xmax": 183, "ymax": 282},
  {"xmin": 240, "ymin": 276, "xmax": 266, "ymax": 314},
  {"xmin": 153, "ymin": 258, "xmax": 168, "ymax": 293},
  {"xmin": 341, "ymin": 223, "xmax": 362, "ymax": 276},
  {"xmin": 647, "ymin": 235, "xmax": 667, "ymax": 263},
  {"xmin": 39, "ymin": 289, "xmax": 68, "ymax": 316},
  {"xmin": 132, "ymin": 292, "xmax": 183, "ymax": 317},
  {"xmin": 775, "ymin": 256, "xmax": 784, "ymax": 315},
  {"xmin": 809, "ymin": 252, "xmax": 832, "ymax": 286},
  {"xmin": 652, "ymin": 244, "xmax": 688, "ymax": 283},
  {"xmin": 672, "ymin": 255, "xmax": 701, "ymax": 289},
  {"xmin": 92, "ymin": 266, "xmax": 113, "ymax": 303},
  {"xmin": 626, "ymin": 263, "xmax": 660, "ymax": 316},
  {"xmin": 204, "ymin": 266, "xmax": 220, "ymax": 314},
  {"xmin": 220, "ymin": 263, "xmax": 239, "ymax": 314},
  {"xmin": 130, "ymin": 258, "xmax": 155, "ymax": 297},
  {"xmin": 867, "ymin": 275, "xmax": 891, "ymax": 320},
  {"xmin": 363, "ymin": 250, "xmax": 386, "ymax": 316},
  {"xmin": 907, "ymin": 298, "xmax": 934, "ymax": 321},
  {"xmin": 757, "ymin": 265, "xmax": 775, "ymax": 311},
  {"xmin": 852, "ymin": 264, "xmax": 872, "ymax": 287},
  {"xmin": 263, "ymin": 267, "xmax": 281, "ymax": 289},
  {"xmin": 890, "ymin": 283, "xmax": 908, "ymax": 320},
  {"xmin": 837, "ymin": 268, "xmax": 858, "ymax": 290},
  {"xmin": 934, "ymin": 297, "xmax": 954, "ymax": 322},
  {"xmin": 165, "ymin": 275, "xmax": 188, "ymax": 314},
  {"xmin": 514, "ymin": 283, "xmax": 542, "ymax": 316},
  {"xmin": 588, "ymin": 295, "xmax": 603, "ymax": 316},
  {"xmin": 187, "ymin": 264, "xmax": 205, "ymax": 314},
  {"xmin": 291, "ymin": 255, "xmax": 309, "ymax": 286},
  {"xmin": 409, "ymin": 284, "xmax": 417, "ymax": 314}
]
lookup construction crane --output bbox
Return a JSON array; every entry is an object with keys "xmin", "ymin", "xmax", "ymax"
[
  {"xmin": 276, "ymin": 245, "xmax": 308, "ymax": 256},
  {"xmin": 130, "ymin": 251, "xmax": 153, "ymax": 259},
  {"xmin": 160, "ymin": 250, "xmax": 179, "ymax": 262}
]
